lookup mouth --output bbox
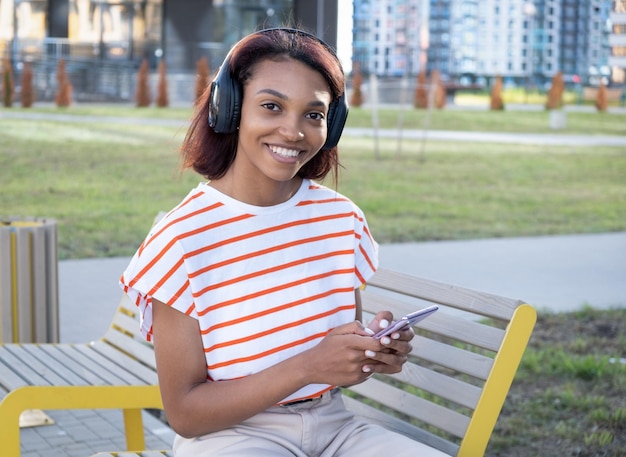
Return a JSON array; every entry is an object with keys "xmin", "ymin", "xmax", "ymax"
[{"xmin": 268, "ymin": 145, "xmax": 301, "ymax": 159}]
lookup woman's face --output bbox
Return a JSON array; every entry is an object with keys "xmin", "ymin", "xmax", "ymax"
[{"xmin": 234, "ymin": 57, "xmax": 332, "ymax": 186}]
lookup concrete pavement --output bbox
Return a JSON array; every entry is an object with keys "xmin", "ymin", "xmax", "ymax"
[{"xmin": 58, "ymin": 232, "xmax": 626, "ymax": 345}]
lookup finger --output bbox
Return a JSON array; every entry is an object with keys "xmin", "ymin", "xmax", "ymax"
[
  {"xmin": 366, "ymin": 311, "xmax": 393, "ymax": 333},
  {"xmin": 330, "ymin": 320, "xmax": 373, "ymax": 336}
]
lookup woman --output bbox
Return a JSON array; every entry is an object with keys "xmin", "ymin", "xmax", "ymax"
[{"xmin": 121, "ymin": 27, "xmax": 447, "ymax": 456}]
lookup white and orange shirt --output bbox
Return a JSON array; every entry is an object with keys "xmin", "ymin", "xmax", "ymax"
[{"xmin": 120, "ymin": 179, "xmax": 379, "ymax": 403}]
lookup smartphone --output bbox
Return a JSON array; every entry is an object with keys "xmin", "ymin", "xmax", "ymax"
[{"xmin": 373, "ymin": 305, "xmax": 439, "ymax": 339}]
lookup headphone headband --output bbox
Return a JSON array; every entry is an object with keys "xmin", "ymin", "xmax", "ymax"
[{"xmin": 207, "ymin": 27, "xmax": 349, "ymax": 149}]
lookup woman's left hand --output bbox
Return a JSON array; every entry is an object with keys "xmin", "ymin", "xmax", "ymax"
[{"xmin": 363, "ymin": 311, "xmax": 414, "ymax": 374}]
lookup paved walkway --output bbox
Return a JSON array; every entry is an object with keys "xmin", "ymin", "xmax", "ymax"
[
  {"xmin": 2, "ymin": 106, "xmax": 626, "ymax": 149},
  {"xmin": 59, "ymin": 232, "xmax": 626, "ymax": 347}
]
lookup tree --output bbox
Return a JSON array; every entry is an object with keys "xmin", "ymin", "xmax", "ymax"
[
  {"xmin": 413, "ymin": 70, "xmax": 428, "ymax": 109},
  {"xmin": 490, "ymin": 75, "xmax": 505, "ymax": 110},
  {"xmin": 2, "ymin": 58, "xmax": 14, "ymax": 107},
  {"xmin": 135, "ymin": 58, "xmax": 151, "ymax": 107},
  {"xmin": 20, "ymin": 61, "xmax": 35, "ymax": 108},
  {"xmin": 195, "ymin": 57, "xmax": 211, "ymax": 104},
  {"xmin": 595, "ymin": 81, "xmax": 608, "ymax": 112},
  {"xmin": 156, "ymin": 60, "xmax": 169, "ymax": 108},
  {"xmin": 54, "ymin": 59, "xmax": 72, "ymax": 107},
  {"xmin": 545, "ymin": 71, "xmax": 564, "ymax": 110},
  {"xmin": 349, "ymin": 61, "xmax": 364, "ymax": 107}
]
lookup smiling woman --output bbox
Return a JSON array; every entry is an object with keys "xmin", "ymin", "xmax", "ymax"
[
  {"xmin": 118, "ymin": 27, "xmax": 450, "ymax": 457},
  {"xmin": 228, "ymin": 57, "xmax": 331, "ymax": 203}
]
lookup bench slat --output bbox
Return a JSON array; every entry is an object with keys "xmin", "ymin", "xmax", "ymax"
[
  {"xmin": 73, "ymin": 343, "xmax": 148, "ymax": 385},
  {"xmin": 34, "ymin": 344, "xmax": 132, "ymax": 385},
  {"xmin": 361, "ymin": 291, "xmax": 506, "ymax": 352},
  {"xmin": 104, "ymin": 317, "xmax": 157, "ymax": 369},
  {"xmin": 410, "ymin": 334, "xmax": 494, "ymax": 380},
  {"xmin": 0, "ymin": 346, "xmax": 57, "ymax": 387},
  {"xmin": 389, "ymin": 361, "xmax": 482, "ymax": 410},
  {"xmin": 348, "ymin": 377, "xmax": 471, "ymax": 438},
  {"xmin": 24, "ymin": 344, "xmax": 102, "ymax": 386},
  {"xmin": 4, "ymin": 345, "xmax": 75, "ymax": 386},
  {"xmin": 0, "ymin": 352, "xmax": 33, "ymax": 390},
  {"xmin": 367, "ymin": 269, "xmax": 520, "ymax": 320},
  {"xmin": 89, "ymin": 341, "xmax": 158, "ymax": 385}
]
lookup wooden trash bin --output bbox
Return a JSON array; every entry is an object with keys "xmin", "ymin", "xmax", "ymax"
[{"xmin": 0, "ymin": 218, "xmax": 59, "ymax": 343}]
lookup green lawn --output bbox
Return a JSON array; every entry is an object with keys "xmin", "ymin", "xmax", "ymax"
[{"xmin": 1, "ymin": 106, "xmax": 625, "ymax": 259}]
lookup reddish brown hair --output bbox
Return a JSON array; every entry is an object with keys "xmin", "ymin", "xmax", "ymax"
[{"xmin": 180, "ymin": 28, "xmax": 346, "ymax": 183}]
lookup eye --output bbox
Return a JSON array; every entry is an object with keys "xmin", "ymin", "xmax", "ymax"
[
  {"xmin": 306, "ymin": 111, "xmax": 325, "ymax": 121},
  {"xmin": 261, "ymin": 102, "xmax": 280, "ymax": 111}
]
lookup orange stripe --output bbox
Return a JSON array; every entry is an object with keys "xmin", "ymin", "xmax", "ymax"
[
  {"xmin": 359, "ymin": 244, "xmax": 377, "ymax": 273},
  {"xmin": 197, "ymin": 269, "xmax": 355, "ymax": 316},
  {"xmin": 207, "ymin": 331, "xmax": 328, "ymax": 370},
  {"xmin": 184, "ymin": 211, "xmax": 355, "ymax": 262},
  {"xmin": 128, "ymin": 212, "xmax": 254, "ymax": 289},
  {"xmin": 204, "ymin": 304, "xmax": 355, "ymax": 352},
  {"xmin": 195, "ymin": 249, "xmax": 354, "ymax": 295},
  {"xmin": 296, "ymin": 196, "xmax": 350, "ymax": 206},
  {"xmin": 200, "ymin": 287, "xmax": 355, "ymax": 335},
  {"xmin": 140, "ymin": 201, "xmax": 222, "ymax": 254},
  {"xmin": 189, "ymin": 231, "xmax": 354, "ymax": 279}
]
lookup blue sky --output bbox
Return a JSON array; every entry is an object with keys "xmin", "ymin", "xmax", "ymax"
[{"xmin": 337, "ymin": 0, "xmax": 353, "ymax": 72}]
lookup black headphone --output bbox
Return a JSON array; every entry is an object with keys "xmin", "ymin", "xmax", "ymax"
[{"xmin": 207, "ymin": 28, "xmax": 349, "ymax": 149}]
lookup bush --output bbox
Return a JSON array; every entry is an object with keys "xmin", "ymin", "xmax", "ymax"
[
  {"xmin": 156, "ymin": 60, "xmax": 169, "ymax": 108},
  {"xmin": 54, "ymin": 59, "xmax": 72, "ymax": 107},
  {"xmin": 195, "ymin": 57, "xmax": 211, "ymax": 104},
  {"xmin": 136, "ymin": 58, "xmax": 151, "ymax": 107},
  {"xmin": 431, "ymin": 70, "xmax": 446, "ymax": 109},
  {"xmin": 20, "ymin": 61, "xmax": 35, "ymax": 108},
  {"xmin": 349, "ymin": 61, "xmax": 364, "ymax": 107},
  {"xmin": 2, "ymin": 58, "xmax": 14, "ymax": 107},
  {"xmin": 413, "ymin": 70, "xmax": 428, "ymax": 109},
  {"xmin": 490, "ymin": 75, "xmax": 505, "ymax": 110},
  {"xmin": 545, "ymin": 71, "xmax": 564, "ymax": 110},
  {"xmin": 595, "ymin": 82, "xmax": 608, "ymax": 112}
]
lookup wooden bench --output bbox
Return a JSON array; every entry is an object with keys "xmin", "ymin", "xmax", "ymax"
[
  {"xmin": 88, "ymin": 268, "xmax": 535, "ymax": 457},
  {"xmin": 0, "ymin": 291, "xmax": 164, "ymax": 456}
]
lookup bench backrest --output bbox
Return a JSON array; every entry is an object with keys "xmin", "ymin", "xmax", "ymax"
[
  {"xmin": 345, "ymin": 268, "xmax": 536, "ymax": 457},
  {"xmin": 102, "ymin": 293, "xmax": 158, "ymax": 374},
  {"xmin": 100, "ymin": 213, "xmax": 165, "ymax": 375}
]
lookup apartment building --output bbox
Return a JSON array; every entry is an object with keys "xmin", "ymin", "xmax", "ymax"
[
  {"xmin": 353, "ymin": 0, "xmax": 617, "ymax": 87},
  {"xmin": 609, "ymin": 0, "xmax": 626, "ymax": 83},
  {"xmin": 352, "ymin": 0, "xmax": 426, "ymax": 76}
]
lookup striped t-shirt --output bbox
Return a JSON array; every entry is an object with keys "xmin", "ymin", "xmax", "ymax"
[{"xmin": 120, "ymin": 179, "xmax": 379, "ymax": 403}]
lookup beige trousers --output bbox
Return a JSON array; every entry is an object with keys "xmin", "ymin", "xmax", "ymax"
[{"xmin": 173, "ymin": 388, "xmax": 450, "ymax": 457}]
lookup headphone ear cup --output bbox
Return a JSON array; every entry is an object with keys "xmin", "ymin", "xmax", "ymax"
[
  {"xmin": 323, "ymin": 92, "xmax": 349, "ymax": 149},
  {"xmin": 208, "ymin": 56, "xmax": 242, "ymax": 133}
]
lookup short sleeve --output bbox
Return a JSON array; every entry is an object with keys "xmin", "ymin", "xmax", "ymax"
[
  {"xmin": 120, "ymin": 229, "xmax": 196, "ymax": 342},
  {"xmin": 353, "ymin": 208, "xmax": 379, "ymax": 287}
]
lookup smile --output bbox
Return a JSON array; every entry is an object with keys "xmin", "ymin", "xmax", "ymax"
[{"xmin": 269, "ymin": 145, "xmax": 301, "ymax": 158}]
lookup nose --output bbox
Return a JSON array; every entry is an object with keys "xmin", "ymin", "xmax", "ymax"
[{"xmin": 278, "ymin": 116, "xmax": 305, "ymax": 142}]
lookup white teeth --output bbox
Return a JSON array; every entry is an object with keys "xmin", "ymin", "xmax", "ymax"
[{"xmin": 270, "ymin": 146, "xmax": 299, "ymax": 158}]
